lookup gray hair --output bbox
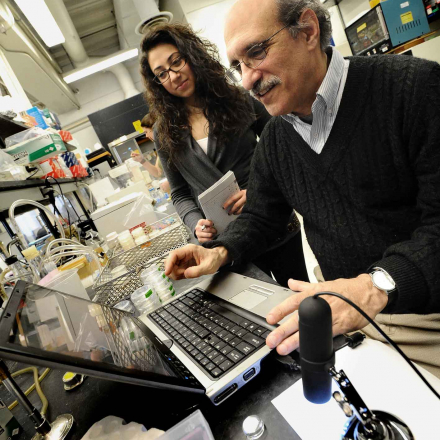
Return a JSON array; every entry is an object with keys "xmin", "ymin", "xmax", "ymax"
[{"xmin": 276, "ymin": 0, "xmax": 332, "ymax": 51}]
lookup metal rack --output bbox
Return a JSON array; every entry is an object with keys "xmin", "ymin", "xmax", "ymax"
[
  {"xmin": 93, "ymin": 214, "xmax": 189, "ymax": 306},
  {"xmin": 101, "ymin": 306, "xmax": 170, "ymax": 374}
]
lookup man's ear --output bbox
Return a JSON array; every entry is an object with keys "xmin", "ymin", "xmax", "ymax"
[{"xmin": 298, "ymin": 9, "xmax": 321, "ymax": 50}]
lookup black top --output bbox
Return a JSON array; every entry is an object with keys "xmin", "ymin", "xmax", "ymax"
[
  {"xmin": 206, "ymin": 54, "xmax": 440, "ymax": 315},
  {"xmin": 156, "ymin": 94, "xmax": 272, "ymax": 234}
]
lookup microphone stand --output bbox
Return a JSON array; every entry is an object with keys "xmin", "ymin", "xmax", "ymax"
[
  {"xmin": 0, "ymin": 360, "xmax": 73, "ymax": 440},
  {"xmin": 328, "ymin": 366, "xmax": 414, "ymax": 440}
]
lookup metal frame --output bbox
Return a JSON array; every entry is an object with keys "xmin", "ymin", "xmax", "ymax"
[{"xmin": 93, "ymin": 214, "xmax": 189, "ymax": 306}]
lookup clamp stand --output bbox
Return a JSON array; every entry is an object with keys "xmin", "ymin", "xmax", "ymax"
[
  {"xmin": 0, "ymin": 360, "xmax": 74, "ymax": 440},
  {"xmin": 329, "ymin": 367, "xmax": 414, "ymax": 440}
]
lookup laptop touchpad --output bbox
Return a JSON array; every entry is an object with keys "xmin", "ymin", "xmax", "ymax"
[{"xmin": 228, "ymin": 290, "xmax": 267, "ymax": 309}]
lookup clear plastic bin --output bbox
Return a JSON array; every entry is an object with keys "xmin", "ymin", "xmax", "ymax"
[{"xmin": 159, "ymin": 410, "xmax": 215, "ymax": 440}]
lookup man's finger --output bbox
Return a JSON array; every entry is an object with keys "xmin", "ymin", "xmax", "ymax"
[
  {"xmin": 266, "ymin": 291, "xmax": 306, "ymax": 324},
  {"xmin": 164, "ymin": 246, "xmax": 196, "ymax": 275},
  {"xmin": 276, "ymin": 332, "xmax": 300, "ymax": 355},
  {"xmin": 287, "ymin": 278, "xmax": 312, "ymax": 292},
  {"xmin": 266, "ymin": 312, "xmax": 299, "ymax": 349}
]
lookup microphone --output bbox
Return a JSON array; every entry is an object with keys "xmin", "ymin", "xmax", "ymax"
[{"xmin": 298, "ymin": 296, "xmax": 335, "ymax": 404}]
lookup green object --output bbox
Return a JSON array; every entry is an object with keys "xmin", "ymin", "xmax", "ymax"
[
  {"xmin": 144, "ymin": 289, "xmax": 153, "ymax": 298},
  {"xmin": 5, "ymin": 133, "xmax": 66, "ymax": 165},
  {"xmin": 129, "ymin": 331, "xmax": 135, "ymax": 340}
]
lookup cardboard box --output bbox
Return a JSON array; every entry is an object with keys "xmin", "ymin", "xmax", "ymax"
[
  {"xmin": 0, "ymin": 399, "xmax": 20, "ymax": 439},
  {"xmin": 5, "ymin": 133, "xmax": 66, "ymax": 165}
]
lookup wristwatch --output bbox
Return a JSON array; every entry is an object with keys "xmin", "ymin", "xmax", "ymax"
[
  {"xmin": 140, "ymin": 157, "xmax": 147, "ymax": 164},
  {"xmin": 369, "ymin": 267, "xmax": 396, "ymax": 294}
]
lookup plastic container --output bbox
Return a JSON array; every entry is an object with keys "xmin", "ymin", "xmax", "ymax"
[
  {"xmin": 80, "ymin": 415, "xmax": 164, "ymax": 440},
  {"xmin": 39, "ymin": 268, "xmax": 89, "ymax": 300},
  {"xmin": 114, "ymin": 300, "xmax": 136, "ymax": 314},
  {"xmin": 135, "ymin": 236, "xmax": 149, "ymax": 246},
  {"xmin": 159, "ymin": 410, "xmax": 215, "ymax": 440},
  {"xmin": 130, "ymin": 285, "xmax": 160, "ymax": 314},
  {"xmin": 131, "ymin": 227, "xmax": 146, "ymax": 240},
  {"xmin": 22, "ymin": 245, "xmax": 44, "ymax": 279},
  {"xmin": 106, "ymin": 232, "xmax": 119, "ymax": 250},
  {"xmin": 118, "ymin": 230, "xmax": 136, "ymax": 251}
]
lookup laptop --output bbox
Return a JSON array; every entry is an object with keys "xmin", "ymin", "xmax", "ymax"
[{"xmin": 0, "ymin": 272, "xmax": 293, "ymax": 405}]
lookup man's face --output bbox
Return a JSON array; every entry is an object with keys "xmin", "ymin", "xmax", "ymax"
[{"xmin": 225, "ymin": 0, "xmax": 320, "ymax": 116}]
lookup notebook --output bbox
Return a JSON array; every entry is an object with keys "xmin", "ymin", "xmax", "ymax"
[{"xmin": 198, "ymin": 171, "xmax": 240, "ymax": 234}]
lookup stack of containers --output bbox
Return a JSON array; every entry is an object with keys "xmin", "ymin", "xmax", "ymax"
[
  {"xmin": 117, "ymin": 230, "xmax": 136, "ymax": 251},
  {"xmin": 131, "ymin": 227, "xmax": 149, "ymax": 246},
  {"xmin": 106, "ymin": 232, "xmax": 119, "ymax": 250},
  {"xmin": 120, "ymin": 317, "xmax": 149, "ymax": 354},
  {"xmin": 140, "ymin": 264, "xmax": 176, "ymax": 303},
  {"xmin": 130, "ymin": 284, "xmax": 161, "ymax": 314}
]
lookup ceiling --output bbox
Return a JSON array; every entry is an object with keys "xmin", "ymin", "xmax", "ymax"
[
  {"xmin": 48, "ymin": 0, "xmax": 119, "ymax": 72},
  {"xmin": 16, "ymin": 0, "xmax": 227, "ymax": 73}
]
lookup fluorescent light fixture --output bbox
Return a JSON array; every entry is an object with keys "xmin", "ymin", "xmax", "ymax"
[
  {"xmin": 63, "ymin": 48, "xmax": 139, "ymax": 84},
  {"xmin": 15, "ymin": 0, "xmax": 65, "ymax": 47}
]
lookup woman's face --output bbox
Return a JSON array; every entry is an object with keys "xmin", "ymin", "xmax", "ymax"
[{"xmin": 148, "ymin": 43, "xmax": 196, "ymax": 103}]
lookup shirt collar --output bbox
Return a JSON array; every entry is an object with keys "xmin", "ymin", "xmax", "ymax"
[
  {"xmin": 315, "ymin": 46, "xmax": 345, "ymax": 111},
  {"xmin": 281, "ymin": 47, "xmax": 345, "ymax": 123}
]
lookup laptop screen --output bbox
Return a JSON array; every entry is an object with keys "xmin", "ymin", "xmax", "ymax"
[{"xmin": 0, "ymin": 281, "xmax": 204, "ymax": 394}]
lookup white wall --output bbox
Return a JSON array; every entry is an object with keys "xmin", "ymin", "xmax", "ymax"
[
  {"xmin": 185, "ymin": 0, "xmax": 238, "ymax": 67},
  {"xmin": 337, "ymin": 0, "xmax": 370, "ymax": 27},
  {"xmin": 57, "ymin": 58, "xmax": 143, "ymax": 153}
]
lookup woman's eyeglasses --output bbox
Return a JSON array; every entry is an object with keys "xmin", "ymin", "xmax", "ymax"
[
  {"xmin": 225, "ymin": 25, "xmax": 289, "ymax": 84},
  {"xmin": 153, "ymin": 56, "xmax": 187, "ymax": 84}
]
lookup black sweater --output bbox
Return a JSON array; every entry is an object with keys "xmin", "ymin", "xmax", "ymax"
[{"xmin": 207, "ymin": 54, "xmax": 440, "ymax": 315}]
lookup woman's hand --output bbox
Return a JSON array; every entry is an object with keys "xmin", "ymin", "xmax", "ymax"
[
  {"xmin": 195, "ymin": 219, "xmax": 217, "ymax": 243},
  {"xmin": 131, "ymin": 151, "xmax": 144, "ymax": 163},
  {"xmin": 223, "ymin": 189, "xmax": 247, "ymax": 215}
]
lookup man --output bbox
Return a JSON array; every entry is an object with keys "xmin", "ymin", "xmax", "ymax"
[
  {"xmin": 131, "ymin": 113, "xmax": 164, "ymax": 179},
  {"xmin": 165, "ymin": 0, "xmax": 440, "ymax": 375}
]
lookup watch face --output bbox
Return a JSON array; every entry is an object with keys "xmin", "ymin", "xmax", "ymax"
[{"xmin": 373, "ymin": 270, "xmax": 395, "ymax": 291}]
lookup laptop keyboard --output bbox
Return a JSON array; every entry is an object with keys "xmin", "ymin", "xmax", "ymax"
[{"xmin": 149, "ymin": 288, "xmax": 272, "ymax": 380}]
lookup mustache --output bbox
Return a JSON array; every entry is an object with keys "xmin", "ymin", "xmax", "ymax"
[{"xmin": 250, "ymin": 76, "xmax": 282, "ymax": 99}]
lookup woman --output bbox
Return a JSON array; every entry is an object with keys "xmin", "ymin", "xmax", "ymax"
[{"xmin": 139, "ymin": 23, "xmax": 308, "ymax": 286}]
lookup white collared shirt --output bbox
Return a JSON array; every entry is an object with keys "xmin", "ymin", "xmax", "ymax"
[{"xmin": 281, "ymin": 47, "xmax": 350, "ymax": 154}]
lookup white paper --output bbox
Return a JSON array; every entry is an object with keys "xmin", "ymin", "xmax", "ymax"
[
  {"xmin": 198, "ymin": 170, "xmax": 240, "ymax": 234},
  {"xmin": 272, "ymin": 339, "xmax": 440, "ymax": 440}
]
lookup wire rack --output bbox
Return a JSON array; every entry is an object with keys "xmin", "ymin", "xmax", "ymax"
[
  {"xmin": 93, "ymin": 214, "xmax": 188, "ymax": 306},
  {"xmin": 101, "ymin": 306, "xmax": 169, "ymax": 374}
]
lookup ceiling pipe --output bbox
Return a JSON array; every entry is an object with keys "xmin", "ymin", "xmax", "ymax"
[
  {"xmin": 132, "ymin": 0, "xmax": 172, "ymax": 35},
  {"xmin": 45, "ymin": 0, "xmax": 139, "ymax": 96},
  {"xmin": 45, "ymin": 0, "xmax": 88, "ymax": 68},
  {"xmin": 106, "ymin": 64, "xmax": 139, "ymax": 99}
]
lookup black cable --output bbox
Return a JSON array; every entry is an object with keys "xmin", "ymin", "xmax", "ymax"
[{"xmin": 314, "ymin": 292, "xmax": 440, "ymax": 401}]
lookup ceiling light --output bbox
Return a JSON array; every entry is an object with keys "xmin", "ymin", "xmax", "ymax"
[
  {"xmin": 63, "ymin": 49, "xmax": 139, "ymax": 84},
  {"xmin": 15, "ymin": 0, "xmax": 65, "ymax": 47}
]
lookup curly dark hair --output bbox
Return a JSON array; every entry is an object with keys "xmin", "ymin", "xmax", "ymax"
[{"xmin": 139, "ymin": 23, "xmax": 252, "ymax": 160}]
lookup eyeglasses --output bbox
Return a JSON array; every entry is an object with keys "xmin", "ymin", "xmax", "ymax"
[
  {"xmin": 225, "ymin": 25, "xmax": 289, "ymax": 84},
  {"xmin": 153, "ymin": 55, "xmax": 187, "ymax": 84}
]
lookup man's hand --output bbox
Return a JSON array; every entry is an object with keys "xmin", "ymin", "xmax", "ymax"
[
  {"xmin": 164, "ymin": 244, "xmax": 229, "ymax": 280},
  {"xmin": 131, "ymin": 151, "xmax": 144, "ymax": 163},
  {"xmin": 195, "ymin": 219, "xmax": 217, "ymax": 243},
  {"xmin": 223, "ymin": 189, "xmax": 247, "ymax": 215},
  {"xmin": 265, "ymin": 274, "xmax": 389, "ymax": 355}
]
